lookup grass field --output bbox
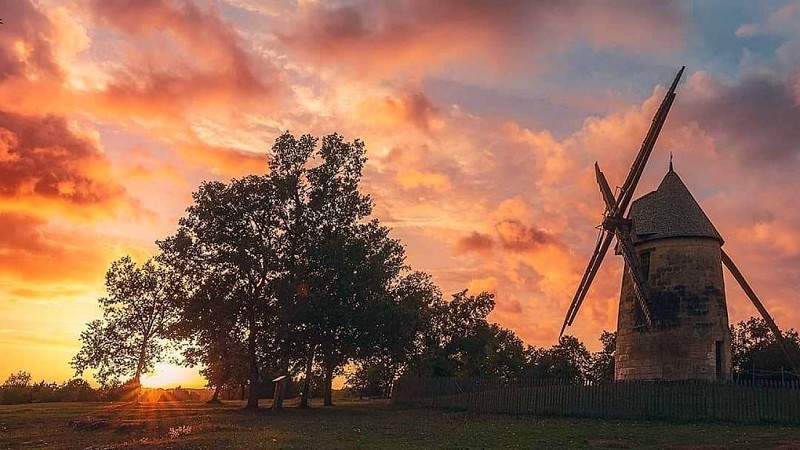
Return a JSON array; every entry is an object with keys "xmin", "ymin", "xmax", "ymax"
[{"xmin": 2, "ymin": 399, "xmax": 800, "ymax": 449}]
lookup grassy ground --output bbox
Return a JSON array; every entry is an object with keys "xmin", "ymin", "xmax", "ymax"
[{"xmin": 1, "ymin": 399, "xmax": 800, "ymax": 449}]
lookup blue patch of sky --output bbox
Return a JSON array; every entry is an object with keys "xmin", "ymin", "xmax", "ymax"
[
  {"xmin": 682, "ymin": 0, "xmax": 788, "ymax": 80},
  {"xmin": 420, "ymin": 1, "xmax": 793, "ymax": 141},
  {"xmin": 540, "ymin": 41, "xmax": 679, "ymax": 101},
  {"xmin": 422, "ymin": 43, "xmax": 681, "ymax": 139},
  {"xmin": 422, "ymin": 76, "xmax": 584, "ymax": 139}
]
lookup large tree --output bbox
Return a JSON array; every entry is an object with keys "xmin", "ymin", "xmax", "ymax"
[
  {"xmin": 161, "ymin": 132, "xmax": 404, "ymax": 408},
  {"xmin": 267, "ymin": 132, "xmax": 406, "ymax": 407},
  {"xmin": 72, "ymin": 256, "xmax": 178, "ymax": 386},
  {"xmin": 159, "ymin": 175, "xmax": 282, "ymax": 408},
  {"xmin": 309, "ymin": 221, "xmax": 406, "ymax": 405}
]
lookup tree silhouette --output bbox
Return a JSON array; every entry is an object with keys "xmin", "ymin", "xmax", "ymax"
[
  {"xmin": 159, "ymin": 175, "xmax": 281, "ymax": 408},
  {"xmin": 72, "ymin": 256, "xmax": 178, "ymax": 387},
  {"xmin": 404, "ymin": 289, "xmax": 530, "ymax": 380},
  {"xmin": 266, "ymin": 132, "xmax": 406, "ymax": 407},
  {"xmin": 3, "ymin": 371, "xmax": 31, "ymax": 387},
  {"xmin": 731, "ymin": 317, "xmax": 800, "ymax": 379},
  {"xmin": 159, "ymin": 132, "xmax": 406, "ymax": 408},
  {"xmin": 526, "ymin": 335, "xmax": 592, "ymax": 382},
  {"xmin": 358, "ymin": 271, "xmax": 442, "ymax": 396},
  {"xmin": 587, "ymin": 330, "xmax": 616, "ymax": 383}
]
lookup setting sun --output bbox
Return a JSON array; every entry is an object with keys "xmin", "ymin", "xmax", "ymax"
[{"xmin": 140, "ymin": 364, "xmax": 206, "ymax": 389}]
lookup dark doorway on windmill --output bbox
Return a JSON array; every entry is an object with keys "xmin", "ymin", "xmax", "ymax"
[
  {"xmin": 639, "ymin": 251, "xmax": 651, "ymax": 281},
  {"xmin": 715, "ymin": 340, "xmax": 723, "ymax": 379}
]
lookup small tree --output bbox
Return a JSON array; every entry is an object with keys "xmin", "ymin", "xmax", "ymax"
[
  {"xmin": 60, "ymin": 379, "xmax": 99, "ymax": 402},
  {"xmin": 588, "ymin": 330, "xmax": 616, "ymax": 383},
  {"xmin": 346, "ymin": 361, "xmax": 392, "ymax": 398},
  {"xmin": 406, "ymin": 289, "xmax": 530, "ymax": 380},
  {"xmin": 3, "ymin": 371, "xmax": 31, "ymax": 387},
  {"xmin": 72, "ymin": 256, "xmax": 178, "ymax": 386},
  {"xmin": 731, "ymin": 317, "xmax": 800, "ymax": 379},
  {"xmin": 1, "ymin": 371, "xmax": 32, "ymax": 404},
  {"xmin": 528, "ymin": 335, "xmax": 592, "ymax": 382},
  {"xmin": 360, "ymin": 271, "xmax": 442, "ymax": 394}
]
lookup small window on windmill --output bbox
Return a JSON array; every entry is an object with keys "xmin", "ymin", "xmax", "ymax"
[{"xmin": 639, "ymin": 251, "xmax": 651, "ymax": 281}]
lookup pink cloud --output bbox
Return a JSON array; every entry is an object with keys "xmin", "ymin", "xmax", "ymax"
[
  {"xmin": 0, "ymin": 0, "xmax": 61, "ymax": 80},
  {"xmin": 279, "ymin": 0, "xmax": 686, "ymax": 77}
]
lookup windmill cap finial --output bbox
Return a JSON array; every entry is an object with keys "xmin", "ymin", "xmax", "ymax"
[{"xmin": 669, "ymin": 152, "xmax": 674, "ymax": 172}]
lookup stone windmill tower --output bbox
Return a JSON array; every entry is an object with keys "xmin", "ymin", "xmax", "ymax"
[
  {"xmin": 615, "ymin": 163, "xmax": 729, "ymax": 380},
  {"xmin": 560, "ymin": 67, "xmax": 797, "ymax": 381}
]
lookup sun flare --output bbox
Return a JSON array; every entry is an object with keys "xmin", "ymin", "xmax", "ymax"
[{"xmin": 140, "ymin": 364, "xmax": 206, "ymax": 389}]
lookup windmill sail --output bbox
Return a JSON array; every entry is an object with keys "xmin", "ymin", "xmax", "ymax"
[{"xmin": 560, "ymin": 67, "xmax": 685, "ymax": 336}]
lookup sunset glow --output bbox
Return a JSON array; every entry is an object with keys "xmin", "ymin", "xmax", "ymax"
[
  {"xmin": 1, "ymin": 1, "xmax": 799, "ymax": 388},
  {"xmin": 140, "ymin": 364, "xmax": 207, "ymax": 389}
]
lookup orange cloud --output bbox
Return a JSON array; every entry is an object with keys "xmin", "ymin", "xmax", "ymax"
[
  {"xmin": 354, "ymin": 91, "xmax": 443, "ymax": 132},
  {"xmin": 395, "ymin": 170, "xmax": 451, "ymax": 191},
  {"xmin": 174, "ymin": 142, "xmax": 267, "ymax": 178},
  {"xmin": 0, "ymin": 110, "xmax": 137, "ymax": 219}
]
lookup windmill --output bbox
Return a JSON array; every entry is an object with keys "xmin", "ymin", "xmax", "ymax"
[{"xmin": 560, "ymin": 66, "xmax": 798, "ymax": 380}]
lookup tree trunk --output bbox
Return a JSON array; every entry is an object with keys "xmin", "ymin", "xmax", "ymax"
[
  {"xmin": 383, "ymin": 366, "xmax": 396, "ymax": 399},
  {"xmin": 210, "ymin": 382, "xmax": 223, "ymax": 403},
  {"xmin": 246, "ymin": 307, "xmax": 260, "ymax": 409},
  {"xmin": 323, "ymin": 361, "xmax": 334, "ymax": 406},
  {"xmin": 209, "ymin": 367, "xmax": 227, "ymax": 403},
  {"xmin": 133, "ymin": 340, "xmax": 148, "ymax": 383},
  {"xmin": 299, "ymin": 348, "xmax": 314, "ymax": 408}
]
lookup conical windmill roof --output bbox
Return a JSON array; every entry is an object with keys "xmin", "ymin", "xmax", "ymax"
[{"xmin": 629, "ymin": 168, "xmax": 724, "ymax": 245}]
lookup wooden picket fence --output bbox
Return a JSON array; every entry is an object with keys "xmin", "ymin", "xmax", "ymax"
[{"xmin": 392, "ymin": 378, "xmax": 800, "ymax": 423}]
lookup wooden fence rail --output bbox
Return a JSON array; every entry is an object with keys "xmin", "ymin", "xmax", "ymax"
[{"xmin": 392, "ymin": 378, "xmax": 800, "ymax": 423}]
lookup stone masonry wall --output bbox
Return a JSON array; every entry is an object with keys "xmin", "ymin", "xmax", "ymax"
[{"xmin": 615, "ymin": 237, "xmax": 731, "ymax": 381}]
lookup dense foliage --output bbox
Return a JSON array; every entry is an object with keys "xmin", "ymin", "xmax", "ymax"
[{"xmin": 731, "ymin": 317, "xmax": 800, "ymax": 380}]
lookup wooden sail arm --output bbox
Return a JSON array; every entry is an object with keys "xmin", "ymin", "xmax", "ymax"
[
  {"xmin": 560, "ymin": 66, "xmax": 684, "ymax": 337},
  {"xmin": 721, "ymin": 249, "xmax": 800, "ymax": 374},
  {"xmin": 615, "ymin": 230, "xmax": 654, "ymax": 326},
  {"xmin": 595, "ymin": 162, "xmax": 616, "ymax": 214},
  {"xmin": 614, "ymin": 66, "xmax": 684, "ymax": 218},
  {"xmin": 560, "ymin": 231, "xmax": 615, "ymax": 336}
]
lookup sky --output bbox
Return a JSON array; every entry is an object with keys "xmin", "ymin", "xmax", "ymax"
[{"xmin": 1, "ymin": 0, "xmax": 800, "ymax": 388}]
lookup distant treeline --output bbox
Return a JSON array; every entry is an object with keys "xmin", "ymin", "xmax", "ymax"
[
  {"xmin": 65, "ymin": 132, "xmax": 800, "ymax": 408},
  {"xmin": 0, "ymin": 371, "xmax": 211, "ymax": 405},
  {"xmin": 0, "ymin": 372, "xmax": 98, "ymax": 404}
]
